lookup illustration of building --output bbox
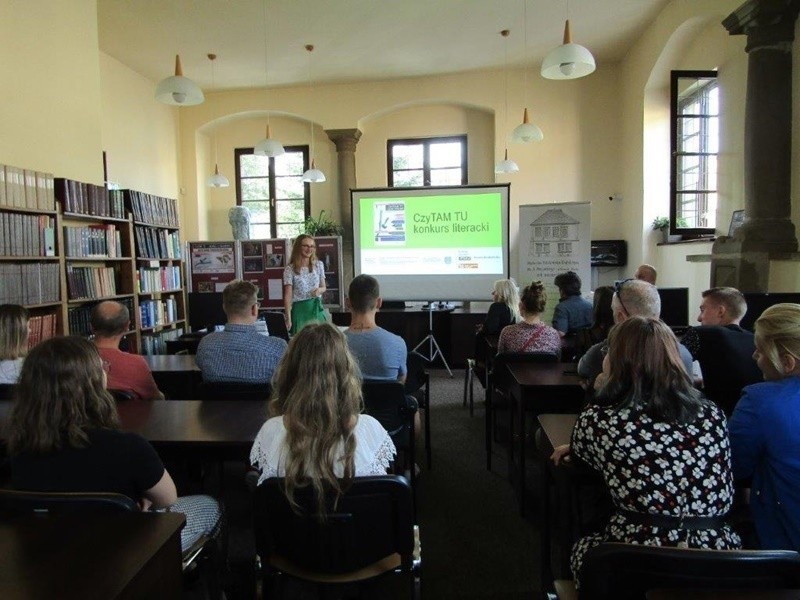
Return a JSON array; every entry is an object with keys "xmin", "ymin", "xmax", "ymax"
[{"xmin": 529, "ymin": 209, "xmax": 580, "ymax": 256}]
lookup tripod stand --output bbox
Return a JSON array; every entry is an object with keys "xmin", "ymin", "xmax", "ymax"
[{"xmin": 412, "ymin": 304, "xmax": 453, "ymax": 377}]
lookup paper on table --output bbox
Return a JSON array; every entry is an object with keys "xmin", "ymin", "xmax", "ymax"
[{"xmin": 267, "ymin": 279, "xmax": 282, "ymax": 300}]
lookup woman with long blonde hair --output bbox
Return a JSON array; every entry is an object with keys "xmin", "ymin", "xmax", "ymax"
[
  {"xmin": 0, "ymin": 304, "xmax": 29, "ymax": 384},
  {"xmin": 250, "ymin": 322, "xmax": 396, "ymax": 515},
  {"xmin": 282, "ymin": 234, "xmax": 327, "ymax": 335},
  {"xmin": 730, "ymin": 303, "xmax": 800, "ymax": 550}
]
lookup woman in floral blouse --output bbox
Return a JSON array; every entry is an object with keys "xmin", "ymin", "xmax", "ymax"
[{"xmin": 552, "ymin": 317, "xmax": 740, "ymax": 586}]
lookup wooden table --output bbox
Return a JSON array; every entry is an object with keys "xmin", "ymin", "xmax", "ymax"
[
  {"xmin": 0, "ymin": 511, "xmax": 184, "ymax": 599},
  {"xmin": 504, "ymin": 363, "xmax": 582, "ymax": 516},
  {"xmin": 143, "ymin": 354, "xmax": 202, "ymax": 400}
]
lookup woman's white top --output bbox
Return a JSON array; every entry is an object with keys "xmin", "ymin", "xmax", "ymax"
[
  {"xmin": 283, "ymin": 261, "xmax": 325, "ymax": 302},
  {"xmin": 250, "ymin": 414, "xmax": 396, "ymax": 486},
  {"xmin": 0, "ymin": 358, "xmax": 23, "ymax": 384}
]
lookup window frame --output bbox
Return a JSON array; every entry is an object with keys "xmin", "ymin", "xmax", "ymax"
[
  {"xmin": 670, "ymin": 69, "xmax": 718, "ymax": 238},
  {"xmin": 234, "ymin": 146, "xmax": 311, "ymax": 239},
  {"xmin": 386, "ymin": 135, "xmax": 468, "ymax": 187}
]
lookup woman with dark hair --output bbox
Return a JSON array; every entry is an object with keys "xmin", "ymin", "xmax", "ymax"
[
  {"xmin": 497, "ymin": 282, "xmax": 561, "ymax": 355},
  {"xmin": 552, "ymin": 317, "xmax": 740, "ymax": 586},
  {"xmin": 0, "ymin": 304, "xmax": 29, "ymax": 384},
  {"xmin": 589, "ymin": 286, "xmax": 615, "ymax": 344},
  {"xmin": 283, "ymin": 234, "xmax": 327, "ymax": 335},
  {"xmin": 552, "ymin": 271, "xmax": 592, "ymax": 337},
  {"xmin": 250, "ymin": 322, "xmax": 396, "ymax": 516},
  {"xmin": 8, "ymin": 336, "xmax": 221, "ymax": 552}
]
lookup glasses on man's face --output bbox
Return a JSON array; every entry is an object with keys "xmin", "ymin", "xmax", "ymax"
[{"xmin": 614, "ymin": 278, "xmax": 635, "ymax": 316}]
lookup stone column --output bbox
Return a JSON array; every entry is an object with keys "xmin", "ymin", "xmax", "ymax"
[
  {"xmin": 711, "ymin": 0, "xmax": 800, "ymax": 290},
  {"xmin": 325, "ymin": 128, "xmax": 362, "ymax": 287}
]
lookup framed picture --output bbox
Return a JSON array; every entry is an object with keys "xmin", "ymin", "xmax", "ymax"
[{"xmin": 728, "ymin": 210, "xmax": 745, "ymax": 237}]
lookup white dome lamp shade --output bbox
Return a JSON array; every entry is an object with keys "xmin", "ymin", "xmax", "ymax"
[
  {"xmin": 254, "ymin": 124, "xmax": 285, "ymax": 157},
  {"xmin": 155, "ymin": 55, "xmax": 205, "ymax": 106},
  {"xmin": 301, "ymin": 159, "xmax": 326, "ymax": 183},
  {"xmin": 541, "ymin": 20, "xmax": 596, "ymax": 80},
  {"xmin": 207, "ymin": 164, "xmax": 230, "ymax": 188},
  {"xmin": 495, "ymin": 149, "xmax": 519, "ymax": 174},
  {"xmin": 511, "ymin": 107, "xmax": 544, "ymax": 143}
]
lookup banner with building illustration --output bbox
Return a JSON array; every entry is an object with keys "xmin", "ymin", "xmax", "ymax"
[{"xmin": 517, "ymin": 202, "xmax": 592, "ymax": 323}]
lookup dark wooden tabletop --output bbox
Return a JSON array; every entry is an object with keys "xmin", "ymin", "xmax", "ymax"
[
  {"xmin": 143, "ymin": 354, "xmax": 200, "ymax": 372},
  {"xmin": 537, "ymin": 413, "xmax": 578, "ymax": 454},
  {"xmin": 507, "ymin": 362, "xmax": 582, "ymax": 388},
  {"xmin": 0, "ymin": 512, "xmax": 184, "ymax": 599},
  {"xmin": 647, "ymin": 590, "xmax": 800, "ymax": 600}
]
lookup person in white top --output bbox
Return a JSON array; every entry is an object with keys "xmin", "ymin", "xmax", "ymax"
[
  {"xmin": 250, "ymin": 322, "xmax": 396, "ymax": 515},
  {"xmin": 0, "ymin": 305, "xmax": 29, "ymax": 385}
]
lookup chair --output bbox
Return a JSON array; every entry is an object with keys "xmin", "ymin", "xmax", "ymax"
[
  {"xmin": 260, "ymin": 310, "xmax": 290, "ymax": 342},
  {"xmin": 200, "ymin": 380, "xmax": 272, "ymax": 401},
  {"xmin": 553, "ymin": 542, "xmax": 800, "ymax": 600},
  {"xmin": 0, "ymin": 384, "xmax": 16, "ymax": 400},
  {"xmin": 108, "ymin": 388, "xmax": 137, "ymax": 402},
  {"xmin": 485, "ymin": 352, "xmax": 559, "ymax": 472},
  {"xmin": 405, "ymin": 351, "xmax": 432, "ymax": 469},
  {"xmin": 463, "ymin": 334, "xmax": 495, "ymax": 418},
  {"xmin": 254, "ymin": 475, "xmax": 420, "ymax": 599},
  {"xmin": 362, "ymin": 380, "xmax": 418, "ymax": 509}
]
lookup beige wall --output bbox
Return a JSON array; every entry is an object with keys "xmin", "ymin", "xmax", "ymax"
[{"xmin": 0, "ymin": 0, "xmax": 104, "ymax": 183}]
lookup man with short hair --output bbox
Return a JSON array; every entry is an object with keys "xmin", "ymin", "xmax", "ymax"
[
  {"xmin": 634, "ymin": 264, "xmax": 657, "ymax": 285},
  {"xmin": 552, "ymin": 271, "xmax": 593, "ymax": 337},
  {"xmin": 344, "ymin": 274, "xmax": 407, "ymax": 382},
  {"xmin": 196, "ymin": 280, "xmax": 287, "ymax": 383},
  {"xmin": 577, "ymin": 279, "xmax": 693, "ymax": 386},
  {"xmin": 682, "ymin": 287, "xmax": 762, "ymax": 414},
  {"xmin": 91, "ymin": 301, "xmax": 164, "ymax": 400}
]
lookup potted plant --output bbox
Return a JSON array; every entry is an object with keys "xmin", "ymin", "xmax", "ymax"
[
  {"xmin": 304, "ymin": 210, "xmax": 344, "ymax": 237},
  {"xmin": 652, "ymin": 216, "xmax": 670, "ymax": 243}
]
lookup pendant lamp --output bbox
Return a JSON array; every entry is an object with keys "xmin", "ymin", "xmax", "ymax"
[
  {"xmin": 205, "ymin": 54, "xmax": 229, "ymax": 188},
  {"xmin": 301, "ymin": 44, "xmax": 326, "ymax": 184},
  {"xmin": 495, "ymin": 30, "xmax": 519, "ymax": 175},
  {"xmin": 511, "ymin": 1, "xmax": 544, "ymax": 144},
  {"xmin": 495, "ymin": 148, "xmax": 520, "ymax": 174},
  {"xmin": 155, "ymin": 55, "xmax": 204, "ymax": 106},
  {"xmin": 541, "ymin": 19, "xmax": 596, "ymax": 80},
  {"xmin": 254, "ymin": 0, "xmax": 284, "ymax": 157}
]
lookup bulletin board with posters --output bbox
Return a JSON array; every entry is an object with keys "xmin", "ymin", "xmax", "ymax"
[
  {"xmin": 239, "ymin": 238, "xmax": 288, "ymax": 309},
  {"xmin": 187, "ymin": 241, "xmax": 238, "ymax": 292},
  {"xmin": 314, "ymin": 236, "xmax": 344, "ymax": 308}
]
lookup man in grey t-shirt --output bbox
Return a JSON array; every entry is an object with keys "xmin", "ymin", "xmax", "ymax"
[{"xmin": 343, "ymin": 274, "xmax": 407, "ymax": 381}]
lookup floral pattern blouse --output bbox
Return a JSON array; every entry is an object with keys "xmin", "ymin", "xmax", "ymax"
[
  {"xmin": 569, "ymin": 400, "xmax": 741, "ymax": 583},
  {"xmin": 283, "ymin": 261, "xmax": 325, "ymax": 303}
]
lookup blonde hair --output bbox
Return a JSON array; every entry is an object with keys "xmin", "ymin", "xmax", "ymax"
[
  {"xmin": 289, "ymin": 234, "xmax": 318, "ymax": 275},
  {"xmin": 0, "ymin": 304, "xmax": 29, "ymax": 360},
  {"xmin": 269, "ymin": 322, "xmax": 363, "ymax": 517},
  {"xmin": 754, "ymin": 303, "xmax": 800, "ymax": 376},
  {"xmin": 493, "ymin": 279, "xmax": 521, "ymax": 322}
]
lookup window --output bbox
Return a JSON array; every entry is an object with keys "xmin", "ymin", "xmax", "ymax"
[
  {"xmin": 235, "ymin": 146, "xmax": 310, "ymax": 239},
  {"xmin": 671, "ymin": 70, "xmax": 718, "ymax": 236},
  {"xmin": 387, "ymin": 135, "xmax": 467, "ymax": 187}
]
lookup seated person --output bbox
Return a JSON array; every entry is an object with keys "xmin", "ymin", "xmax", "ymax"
[
  {"xmin": 0, "ymin": 304, "xmax": 29, "ymax": 384},
  {"xmin": 250, "ymin": 322, "xmax": 396, "ymax": 492},
  {"xmin": 552, "ymin": 317, "xmax": 741, "ymax": 589},
  {"xmin": 552, "ymin": 271, "xmax": 593, "ymax": 337},
  {"xmin": 478, "ymin": 278, "xmax": 520, "ymax": 336},
  {"xmin": 578, "ymin": 279, "xmax": 693, "ymax": 386},
  {"xmin": 91, "ymin": 301, "xmax": 164, "ymax": 400},
  {"xmin": 498, "ymin": 281, "xmax": 561, "ymax": 355},
  {"xmin": 344, "ymin": 274, "xmax": 407, "ymax": 382},
  {"xmin": 196, "ymin": 280, "xmax": 287, "ymax": 383},
  {"xmin": 682, "ymin": 287, "xmax": 762, "ymax": 415},
  {"xmin": 633, "ymin": 263, "xmax": 657, "ymax": 285},
  {"xmin": 575, "ymin": 286, "xmax": 614, "ymax": 360},
  {"xmin": 8, "ymin": 336, "xmax": 222, "ymax": 552},
  {"xmin": 729, "ymin": 303, "xmax": 800, "ymax": 551}
]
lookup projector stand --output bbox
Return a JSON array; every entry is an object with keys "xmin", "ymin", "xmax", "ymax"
[{"xmin": 413, "ymin": 305, "xmax": 453, "ymax": 377}]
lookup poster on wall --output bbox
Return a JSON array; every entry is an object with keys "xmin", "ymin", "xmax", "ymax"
[
  {"xmin": 240, "ymin": 238, "xmax": 288, "ymax": 310},
  {"xmin": 187, "ymin": 241, "xmax": 239, "ymax": 292},
  {"xmin": 314, "ymin": 236, "xmax": 344, "ymax": 308},
  {"xmin": 517, "ymin": 202, "xmax": 592, "ymax": 323}
]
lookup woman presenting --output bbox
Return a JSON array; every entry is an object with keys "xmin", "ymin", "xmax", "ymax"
[{"xmin": 283, "ymin": 234, "xmax": 327, "ymax": 335}]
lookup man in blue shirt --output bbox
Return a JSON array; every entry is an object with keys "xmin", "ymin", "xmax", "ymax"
[
  {"xmin": 196, "ymin": 280, "xmax": 287, "ymax": 383},
  {"xmin": 552, "ymin": 271, "xmax": 593, "ymax": 337}
]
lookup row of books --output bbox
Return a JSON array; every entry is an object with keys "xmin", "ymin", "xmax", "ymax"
[
  {"xmin": 66, "ymin": 265, "xmax": 118, "ymax": 300},
  {"xmin": 68, "ymin": 298, "xmax": 135, "ymax": 337},
  {"xmin": 135, "ymin": 226, "xmax": 182, "ymax": 259},
  {"xmin": 124, "ymin": 190, "xmax": 179, "ymax": 228},
  {"xmin": 137, "ymin": 266, "xmax": 182, "ymax": 293},
  {"xmin": 140, "ymin": 298, "xmax": 179, "ymax": 329},
  {"xmin": 27, "ymin": 314, "xmax": 58, "ymax": 349},
  {"xmin": 0, "ymin": 212, "xmax": 55, "ymax": 256},
  {"xmin": 0, "ymin": 263, "xmax": 60, "ymax": 305},
  {"xmin": 55, "ymin": 178, "xmax": 126, "ymax": 219},
  {"xmin": 64, "ymin": 224, "xmax": 123, "ymax": 258},
  {"xmin": 0, "ymin": 165, "xmax": 56, "ymax": 211},
  {"xmin": 141, "ymin": 327, "xmax": 185, "ymax": 356}
]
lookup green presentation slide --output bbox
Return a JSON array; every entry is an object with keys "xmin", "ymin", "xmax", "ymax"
[{"xmin": 360, "ymin": 193, "xmax": 503, "ymax": 249}]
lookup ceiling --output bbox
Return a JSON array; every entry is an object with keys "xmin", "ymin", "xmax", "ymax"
[{"xmin": 97, "ymin": 0, "xmax": 669, "ymax": 92}]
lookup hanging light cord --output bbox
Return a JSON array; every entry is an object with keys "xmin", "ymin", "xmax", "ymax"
[{"xmin": 306, "ymin": 44, "xmax": 315, "ymax": 159}]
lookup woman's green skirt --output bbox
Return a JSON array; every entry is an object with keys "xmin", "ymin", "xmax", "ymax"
[{"xmin": 290, "ymin": 296, "xmax": 326, "ymax": 335}]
